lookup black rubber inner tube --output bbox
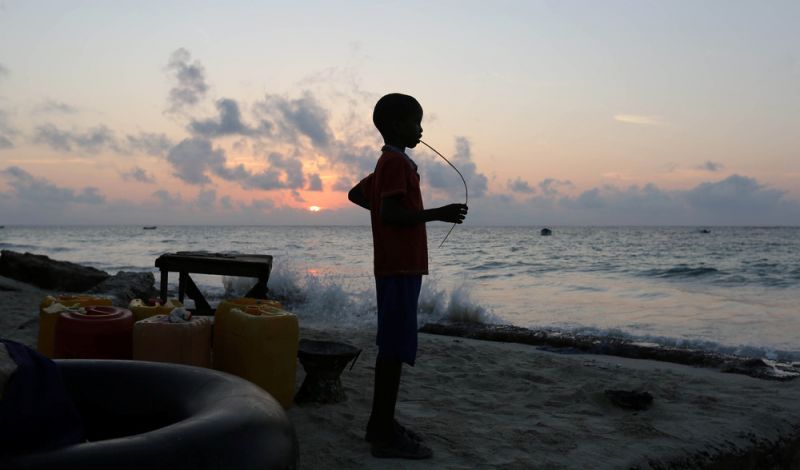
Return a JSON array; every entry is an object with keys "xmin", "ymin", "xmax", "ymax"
[{"xmin": 3, "ymin": 359, "xmax": 298, "ymax": 470}]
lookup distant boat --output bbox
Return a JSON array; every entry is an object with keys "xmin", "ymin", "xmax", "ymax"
[
  {"xmin": 699, "ymin": 229, "xmax": 711, "ymax": 234},
  {"xmin": 0, "ymin": 226, "xmax": 4, "ymax": 229},
  {"xmin": 143, "ymin": 226, "xmax": 157, "ymax": 230},
  {"xmin": 540, "ymin": 228, "xmax": 552, "ymax": 236}
]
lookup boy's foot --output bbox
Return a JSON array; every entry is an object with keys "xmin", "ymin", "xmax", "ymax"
[
  {"xmin": 370, "ymin": 429, "xmax": 433, "ymax": 460},
  {"xmin": 365, "ymin": 419, "xmax": 423, "ymax": 443}
]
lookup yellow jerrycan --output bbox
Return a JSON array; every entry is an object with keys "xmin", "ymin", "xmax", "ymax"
[
  {"xmin": 133, "ymin": 314, "xmax": 213, "ymax": 368},
  {"xmin": 214, "ymin": 303, "xmax": 298, "ymax": 408},
  {"xmin": 129, "ymin": 298, "xmax": 183, "ymax": 322},
  {"xmin": 213, "ymin": 298, "xmax": 282, "ymax": 370}
]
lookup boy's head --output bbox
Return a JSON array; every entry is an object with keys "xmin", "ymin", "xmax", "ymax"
[{"xmin": 373, "ymin": 93, "xmax": 423, "ymax": 149}]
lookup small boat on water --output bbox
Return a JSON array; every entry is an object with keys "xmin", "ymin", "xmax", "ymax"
[
  {"xmin": 540, "ymin": 228, "xmax": 552, "ymax": 236},
  {"xmin": 142, "ymin": 226, "xmax": 157, "ymax": 230}
]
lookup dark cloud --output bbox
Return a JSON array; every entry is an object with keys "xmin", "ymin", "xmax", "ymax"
[
  {"xmin": 121, "ymin": 166, "xmax": 156, "ymax": 184},
  {"xmin": 539, "ymin": 178, "xmax": 574, "ymax": 197},
  {"xmin": 242, "ymin": 153, "xmax": 307, "ymax": 190},
  {"xmin": 126, "ymin": 132, "xmax": 173, "ymax": 156},
  {"xmin": 0, "ymin": 109, "xmax": 16, "ymax": 149},
  {"xmin": 214, "ymin": 161, "xmax": 251, "ymax": 181},
  {"xmin": 307, "ymin": 173, "xmax": 323, "ymax": 191},
  {"xmin": 327, "ymin": 141, "xmax": 380, "ymax": 175},
  {"xmin": 189, "ymin": 98, "xmax": 268, "ymax": 137},
  {"xmin": 164, "ymin": 138, "xmax": 308, "ymax": 188},
  {"xmin": 166, "ymin": 48, "xmax": 209, "ymax": 113},
  {"xmin": 32, "ymin": 123, "xmax": 120, "ymax": 153},
  {"xmin": 184, "ymin": 94, "xmax": 338, "ymax": 193},
  {"xmin": 35, "ymin": 99, "xmax": 78, "ymax": 114},
  {"xmin": 242, "ymin": 198, "xmax": 276, "ymax": 211},
  {"xmin": 245, "ymin": 169, "xmax": 284, "ymax": 190},
  {"xmin": 332, "ymin": 176, "xmax": 353, "ymax": 192},
  {"xmin": 179, "ymin": 89, "xmax": 375, "ymax": 186},
  {"xmin": 152, "ymin": 189, "xmax": 183, "ymax": 207},
  {"xmin": 507, "ymin": 177, "xmax": 535, "ymax": 194},
  {"xmin": 166, "ymin": 137, "xmax": 226, "ymax": 184},
  {"xmin": 268, "ymin": 153, "xmax": 305, "ymax": 188},
  {"xmin": 697, "ymin": 160, "xmax": 724, "ymax": 172},
  {"xmin": 31, "ymin": 125, "xmax": 172, "ymax": 156},
  {"xmin": 195, "ymin": 189, "xmax": 217, "ymax": 209},
  {"xmin": 76, "ymin": 187, "xmax": 104, "ymax": 204},
  {"xmin": 468, "ymin": 175, "xmax": 800, "ymax": 226},
  {"xmin": 684, "ymin": 174, "xmax": 784, "ymax": 213},
  {"xmin": 0, "ymin": 166, "xmax": 105, "ymax": 205},
  {"xmin": 572, "ymin": 188, "xmax": 605, "ymax": 209},
  {"xmin": 422, "ymin": 136, "xmax": 488, "ymax": 199},
  {"xmin": 558, "ymin": 183, "xmax": 681, "ymax": 219},
  {"xmin": 254, "ymin": 92, "xmax": 333, "ymax": 147},
  {"xmin": 73, "ymin": 126, "xmax": 118, "ymax": 153},
  {"xmin": 32, "ymin": 124, "xmax": 72, "ymax": 151}
]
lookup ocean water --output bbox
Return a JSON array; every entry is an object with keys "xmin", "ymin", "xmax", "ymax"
[{"xmin": 1, "ymin": 225, "xmax": 798, "ymax": 361}]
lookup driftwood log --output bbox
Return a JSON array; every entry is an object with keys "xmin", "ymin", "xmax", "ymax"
[{"xmin": 420, "ymin": 322, "xmax": 800, "ymax": 381}]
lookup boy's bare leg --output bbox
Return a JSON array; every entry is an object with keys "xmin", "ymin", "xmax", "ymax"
[
  {"xmin": 367, "ymin": 356, "xmax": 432, "ymax": 459},
  {"xmin": 367, "ymin": 356, "xmax": 402, "ymax": 441}
]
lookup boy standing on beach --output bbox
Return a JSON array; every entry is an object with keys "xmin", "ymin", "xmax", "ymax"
[{"xmin": 348, "ymin": 93, "xmax": 468, "ymax": 459}]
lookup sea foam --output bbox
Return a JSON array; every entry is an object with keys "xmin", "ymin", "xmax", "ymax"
[{"xmin": 221, "ymin": 261, "xmax": 497, "ymax": 327}]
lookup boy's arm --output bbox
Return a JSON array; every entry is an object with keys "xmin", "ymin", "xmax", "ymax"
[
  {"xmin": 348, "ymin": 176, "xmax": 372, "ymax": 210},
  {"xmin": 380, "ymin": 196, "xmax": 467, "ymax": 225}
]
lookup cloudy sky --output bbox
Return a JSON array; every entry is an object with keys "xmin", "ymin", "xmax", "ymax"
[{"xmin": 0, "ymin": 1, "xmax": 798, "ymax": 225}]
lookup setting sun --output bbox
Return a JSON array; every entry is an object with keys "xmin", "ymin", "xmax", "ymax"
[{"xmin": 308, "ymin": 206, "xmax": 321, "ymax": 212}]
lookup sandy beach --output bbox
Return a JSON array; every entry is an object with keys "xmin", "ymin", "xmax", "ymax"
[{"xmin": 3, "ymin": 275, "xmax": 800, "ymax": 468}]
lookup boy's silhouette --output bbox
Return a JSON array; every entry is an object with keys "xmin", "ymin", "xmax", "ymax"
[{"xmin": 349, "ymin": 93, "xmax": 467, "ymax": 459}]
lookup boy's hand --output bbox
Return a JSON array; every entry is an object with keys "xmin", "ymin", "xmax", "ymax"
[{"xmin": 437, "ymin": 204, "xmax": 468, "ymax": 224}]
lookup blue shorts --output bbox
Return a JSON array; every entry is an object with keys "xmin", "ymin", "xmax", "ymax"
[{"xmin": 375, "ymin": 275, "xmax": 422, "ymax": 366}]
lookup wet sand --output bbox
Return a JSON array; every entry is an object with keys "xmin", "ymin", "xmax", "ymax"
[{"xmin": 3, "ymin": 275, "xmax": 800, "ymax": 468}]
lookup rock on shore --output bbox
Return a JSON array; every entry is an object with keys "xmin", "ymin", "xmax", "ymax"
[
  {"xmin": 87, "ymin": 271, "xmax": 158, "ymax": 306},
  {"xmin": 0, "ymin": 250, "xmax": 109, "ymax": 292}
]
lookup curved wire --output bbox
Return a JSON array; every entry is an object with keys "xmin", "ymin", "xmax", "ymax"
[{"xmin": 419, "ymin": 140, "xmax": 468, "ymax": 247}]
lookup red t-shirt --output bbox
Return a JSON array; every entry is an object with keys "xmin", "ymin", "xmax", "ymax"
[{"xmin": 356, "ymin": 149, "xmax": 428, "ymax": 276}]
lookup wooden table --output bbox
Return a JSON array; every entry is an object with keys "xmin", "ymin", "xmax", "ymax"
[{"xmin": 155, "ymin": 252, "xmax": 273, "ymax": 315}]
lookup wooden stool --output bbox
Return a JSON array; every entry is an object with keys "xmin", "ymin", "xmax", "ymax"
[{"xmin": 295, "ymin": 339, "xmax": 361, "ymax": 405}]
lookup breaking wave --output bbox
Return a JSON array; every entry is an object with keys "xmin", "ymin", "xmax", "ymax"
[
  {"xmin": 217, "ymin": 260, "xmax": 498, "ymax": 327},
  {"xmin": 642, "ymin": 265, "xmax": 720, "ymax": 279}
]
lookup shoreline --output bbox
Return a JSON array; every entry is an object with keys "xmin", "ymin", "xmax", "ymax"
[
  {"xmin": 3, "ymin": 275, "xmax": 800, "ymax": 468},
  {"xmin": 420, "ymin": 322, "xmax": 800, "ymax": 382}
]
